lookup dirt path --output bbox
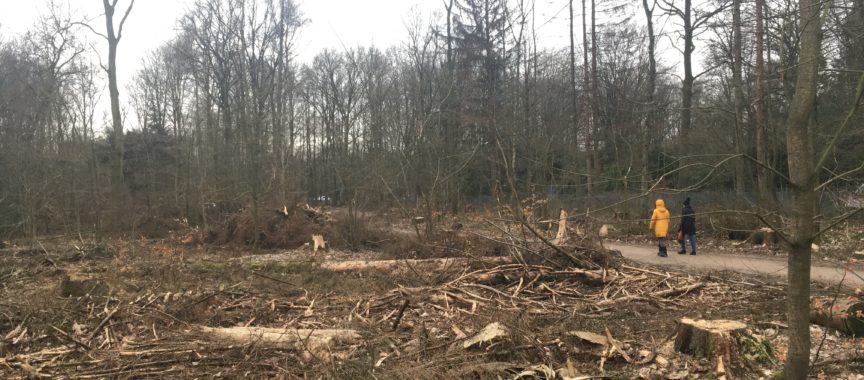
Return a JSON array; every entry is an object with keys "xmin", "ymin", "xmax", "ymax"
[{"xmin": 609, "ymin": 243, "xmax": 864, "ymax": 288}]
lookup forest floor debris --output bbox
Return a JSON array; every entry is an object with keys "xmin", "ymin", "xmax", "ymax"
[{"xmin": 1, "ymin": 213, "xmax": 863, "ymax": 378}]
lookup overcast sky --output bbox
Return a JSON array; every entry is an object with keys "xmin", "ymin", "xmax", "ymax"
[
  {"xmin": 0, "ymin": 0, "xmax": 681, "ymax": 128},
  {"xmin": 0, "ymin": 0, "xmax": 596, "ymax": 83}
]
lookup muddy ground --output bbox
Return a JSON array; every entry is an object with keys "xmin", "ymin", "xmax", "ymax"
[{"xmin": 1, "ymin": 208, "xmax": 862, "ymax": 379}]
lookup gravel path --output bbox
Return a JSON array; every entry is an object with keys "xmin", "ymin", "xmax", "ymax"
[{"xmin": 609, "ymin": 243, "xmax": 864, "ymax": 288}]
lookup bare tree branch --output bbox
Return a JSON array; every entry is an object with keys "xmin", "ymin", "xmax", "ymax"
[
  {"xmin": 815, "ymin": 71, "xmax": 864, "ymax": 173},
  {"xmin": 116, "ymin": 0, "xmax": 137, "ymax": 40}
]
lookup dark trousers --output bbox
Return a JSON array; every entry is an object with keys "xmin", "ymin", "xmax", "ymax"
[
  {"xmin": 657, "ymin": 237, "xmax": 667, "ymax": 254},
  {"xmin": 679, "ymin": 233, "xmax": 697, "ymax": 253}
]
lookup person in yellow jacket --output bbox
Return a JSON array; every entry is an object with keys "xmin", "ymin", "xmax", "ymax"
[{"xmin": 649, "ymin": 198, "xmax": 671, "ymax": 257}]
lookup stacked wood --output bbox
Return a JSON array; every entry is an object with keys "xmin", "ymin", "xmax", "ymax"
[{"xmin": 810, "ymin": 296, "xmax": 864, "ymax": 336}]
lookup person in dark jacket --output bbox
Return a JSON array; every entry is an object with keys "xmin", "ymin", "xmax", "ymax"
[{"xmin": 677, "ymin": 197, "xmax": 697, "ymax": 255}]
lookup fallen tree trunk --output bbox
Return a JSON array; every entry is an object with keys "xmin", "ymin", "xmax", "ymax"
[
  {"xmin": 319, "ymin": 257, "xmax": 512, "ymax": 272},
  {"xmin": 470, "ymin": 268, "xmax": 615, "ymax": 287},
  {"xmin": 198, "ymin": 326, "xmax": 361, "ymax": 359},
  {"xmin": 810, "ymin": 297, "xmax": 864, "ymax": 336},
  {"xmin": 199, "ymin": 326, "xmax": 360, "ymax": 347}
]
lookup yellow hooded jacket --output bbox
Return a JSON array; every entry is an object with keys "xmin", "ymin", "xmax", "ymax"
[{"xmin": 649, "ymin": 199, "xmax": 670, "ymax": 238}]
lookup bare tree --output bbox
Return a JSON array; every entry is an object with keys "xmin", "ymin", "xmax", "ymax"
[
  {"xmin": 642, "ymin": 0, "xmax": 657, "ymax": 191},
  {"xmin": 101, "ymin": 0, "xmax": 136, "ymax": 183},
  {"xmin": 658, "ymin": 0, "xmax": 729, "ymax": 137},
  {"xmin": 783, "ymin": 0, "xmax": 823, "ymax": 376},
  {"xmin": 731, "ymin": 0, "xmax": 745, "ymax": 194},
  {"xmin": 754, "ymin": 0, "xmax": 773, "ymax": 203}
]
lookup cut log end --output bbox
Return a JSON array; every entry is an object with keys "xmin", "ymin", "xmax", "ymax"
[
  {"xmin": 674, "ymin": 318, "xmax": 747, "ymax": 359},
  {"xmin": 810, "ymin": 297, "xmax": 864, "ymax": 336},
  {"xmin": 674, "ymin": 318, "xmax": 773, "ymax": 377}
]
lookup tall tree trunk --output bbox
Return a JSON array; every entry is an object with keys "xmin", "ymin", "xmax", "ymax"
[
  {"xmin": 590, "ymin": 0, "xmax": 599, "ymax": 193},
  {"xmin": 642, "ymin": 0, "xmax": 656, "ymax": 193},
  {"xmin": 444, "ymin": 0, "xmax": 458, "ymax": 213},
  {"xmin": 784, "ymin": 0, "xmax": 823, "ymax": 377},
  {"xmin": 847, "ymin": 0, "xmax": 864, "ymax": 96},
  {"xmin": 680, "ymin": 0, "xmax": 694, "ymax": 138},
  {"xmin": 102, "ymin": 0, "xmax": 135, "ymax": 186},
  {"xmin": 754, "ymin": 0, "xmax": 773, "ymax": 203},
  {"xmin": 569, "ymin": 0, "xmax": 578, "ymax": 153},
  {"xmin": 732, "ymin": 0, "xmax": 746, "ymax": 194},
  {"xmin": 581, "ymin": 0, "xmax": 592, "ymax": 192}
]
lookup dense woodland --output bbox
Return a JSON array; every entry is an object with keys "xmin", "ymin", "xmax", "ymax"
[{"xmin": 0, "ymin": 0, "xmax": 861, "ymax": 237}]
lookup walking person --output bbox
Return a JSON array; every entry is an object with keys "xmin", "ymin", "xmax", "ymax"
[
  {"xmin": 678, "ymin": 197, "xmax": 697, "ymax": 255},
  {"xmin": 649, "ymin": 199, "xmax": 671, "ymax": 257}
]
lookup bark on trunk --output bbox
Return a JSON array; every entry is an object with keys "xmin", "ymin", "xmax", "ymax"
[
  {"xmin": 680, "ymin": 0, "xmax": 693, "ymax": 137},
  {"xmin": 732, "ymin": 0, "xmax": 746, "ymax": 194},
  {"xmin": 102, "ymin": 0, "xmax": 129, "ymax": 185},
  {"xmin": 674, "ymin": 318, "xmax": 769, "ymax": 378},
  {"xmin": 754, "ymin": 0, "xmax": 774, "ymax": 204},
  {"xmin": 674, "ymin": 318, "xmax": 747, "ymax": 359},
  {"xmin": 569, "ymin": 0, "xmax": 578, "ymax": 151},
  {"xmin": 784, "ymin": 0, "xmax": 823, "ymax": 376},
  {"xmin": 642, "ymin": 0, "xmax": 657, "ymax": 192}
]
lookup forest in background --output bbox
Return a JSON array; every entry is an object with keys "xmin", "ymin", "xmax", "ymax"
[{"xmin": 0, "ymin": 0, "xmax": 862, "ymax": 238}]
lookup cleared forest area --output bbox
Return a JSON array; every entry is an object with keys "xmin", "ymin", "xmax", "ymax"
[
  {"xmin": 1, "ymin": 0, "xmax": 863, "ymax": 378},
  {"xmin": 0, "ymin": 204, "xmax": 862, "ymax": 379}
]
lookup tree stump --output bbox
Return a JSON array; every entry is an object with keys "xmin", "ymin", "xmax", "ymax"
[
  {"xmin": 674, "ymin": 318, "xmax": 773, "ymax": 377},
  {"xmin": 674, "ymin": 318, "xmax": 747, "ymax": 359}
]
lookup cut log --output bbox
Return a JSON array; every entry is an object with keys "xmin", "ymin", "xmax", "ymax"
[
  {"xmin": 198, "ymin": 326, "xmax": 360, "ymax": 350},
  {"xmin": 674, "ymin": 318, "xmax": 773, "ymax": 376},
  {"xmin": 319, "ymin": 257, "xmax": 512, "ymax": 272},
  {"xmin": 743, "ymin": 227, "xmax": 779, "ymax": 247},
  {"xmin": 810, "ymin": 297, "xmax": 864, "ymax": 336}
]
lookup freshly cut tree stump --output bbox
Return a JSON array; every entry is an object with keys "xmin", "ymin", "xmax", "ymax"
[
  {"xmin": 673, "ymin": 318, "xmax": 774, "ymax": 378},
  {"xmin": 674, "ymin": 318, "xmax": 748, "ymax": 359},
  {"xmin": 810, "ymin": 297, "xmax": 864, "ymax": 336}
]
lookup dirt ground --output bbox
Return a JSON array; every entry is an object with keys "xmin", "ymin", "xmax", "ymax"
[{"xmin": 1, "ymin": 210, "xmax": 863, "ymax": 379}]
